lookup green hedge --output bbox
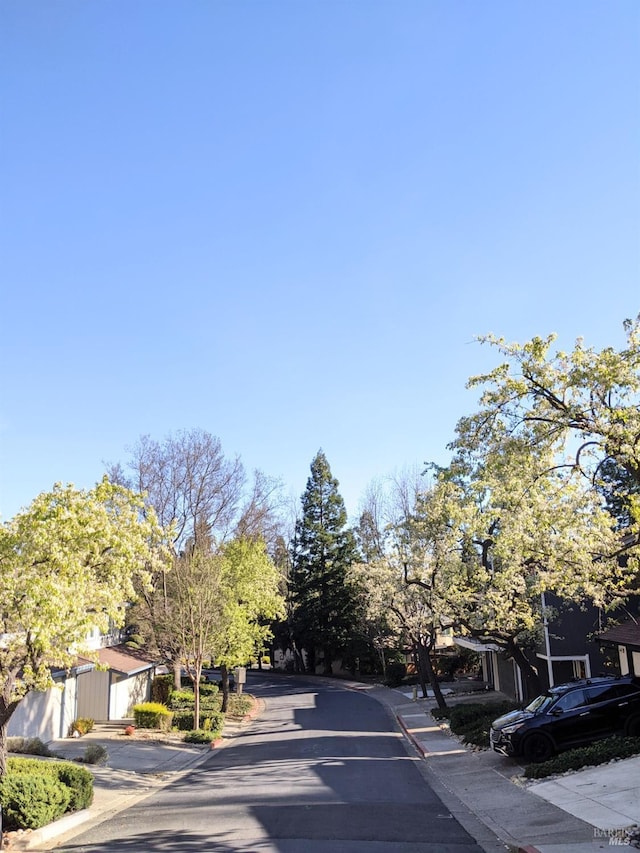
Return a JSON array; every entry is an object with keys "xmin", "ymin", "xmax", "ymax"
[
  {"xmin": 431, "ymin": 700, "xmax": 517, "ymax": 749},
  {"xmin": 0, "ymin": 773, "xmax": 70, "ymax": 831},
  {"xmin": 168, "ymin": 689, "xmax": 196, "ymax": 709},
  {"xmin": 0, "ymin": 758, "xmax": 93, "ymax": 831},
  {"xmin": 172, "ymin": 709, "xmax": 224, "ymax": 733},
  {"xmin": 55, "ymin": 763, "xmax": 94, "ymax": 810},
  {"xmin": 448, "ymin": 701, "xmax": 515, "ymax": 731},
  {"xmin": 524, "ymin": 735, "xmax": 640, "ymax": 779},
  {"xmin": 183, "ymin": 730, "xmax": 219, "ymax": 744},
  {"xmin": 168, "ymin": 686, "xmax": 221, "ymax": 711},
  {"xmin": 133, "ymin": 702, "xmax": 174, "ymax": 730},
  {"xmin": 7, "ymin": 757, "xmax": 94, "ymax": 811}
]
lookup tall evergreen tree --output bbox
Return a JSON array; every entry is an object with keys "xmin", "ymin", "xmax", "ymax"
[{"xmin": 290, "ymin": 451, "xmax": 360, "ymax": 674}]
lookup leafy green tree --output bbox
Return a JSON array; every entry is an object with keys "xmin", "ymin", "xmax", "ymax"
[
  {"xmin": 351, "ymin": 473, "xmax": 453, "ymax": 707},
  {"xmin": 429, "ymin": 318, "xmax": 640, "ymax": 699},
  {"xmin": 289, "ymin": 451, "xmax": 360, "ymax": 674},
  {"xmin": 454, "ymin": 316, "xmax": 640, "ymax": 580},
  {"xmin": 166, "ymin": 547, "xmax": 224, "ymax": 727},
  {"xmin": 432, "ymin": 450, "xmax": 620, "ymax": 698},
  {"xmin": 212, "ymin": 538, "xmax": 285, "ymax": 711},
  {"xmin": 0, "ymin": 480, "xmax": 167, "ymax": 775}
]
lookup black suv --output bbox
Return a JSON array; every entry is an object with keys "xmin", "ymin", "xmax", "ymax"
[{"xmin": 490, "ymin": 675, "xmax": 640, "ymax": 762}]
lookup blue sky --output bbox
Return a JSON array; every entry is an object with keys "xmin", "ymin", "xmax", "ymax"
[{"xmin": 1, "ymin": 0, "xmax": 639, "ymax": 523}]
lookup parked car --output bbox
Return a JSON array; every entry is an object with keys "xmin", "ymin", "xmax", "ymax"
[{"xmin": 490, "ymin": 675, "xmax": 640, "ymax": 762}]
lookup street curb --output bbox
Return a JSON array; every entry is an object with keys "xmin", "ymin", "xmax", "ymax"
[
  {"xmin": 396, "ymin": 713, "xmax": 428, "ymax": 757},
  {"xmin": 395, "ymin": 709, "xmax": 546, "ymax": 853},
  {"xmin": 3, "ymin": 696, "xmax": 266, "ymax": 851}
]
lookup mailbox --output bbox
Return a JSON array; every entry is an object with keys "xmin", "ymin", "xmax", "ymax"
[{"xmin": 234, "ymin": 667, "xmax": 247, "ymax": 693}]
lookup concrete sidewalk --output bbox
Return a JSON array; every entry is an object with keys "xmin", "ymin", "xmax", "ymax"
[{"xmin": 367, "ymin": 684, "xmax": 640, "ymax": 853}]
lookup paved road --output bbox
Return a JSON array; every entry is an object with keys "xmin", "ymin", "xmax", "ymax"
[{"xmin": 57, "ymin": 674, "xmax": 488, "ymax": 852}]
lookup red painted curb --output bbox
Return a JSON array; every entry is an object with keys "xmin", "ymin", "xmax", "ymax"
[{"xmin": 396, "ymin": 714, "xmax": 427, "ymax": 757}]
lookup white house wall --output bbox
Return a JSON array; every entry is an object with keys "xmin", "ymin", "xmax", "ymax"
[
  {"xmin": 7, "ymin": 677, "xmax": 73, "ymax": 741},
  {"xmin": 110, "ymin": 671, "xmax": 150, "ymax": 719}
]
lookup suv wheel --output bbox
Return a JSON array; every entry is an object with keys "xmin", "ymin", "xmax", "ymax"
[
  {"xmin": 625, "ymin": 715, "xmax": 640, "ymax": 737},
  {"xmin": 522, "ymin": 732, "xmax": 554, "ymax": 763}
]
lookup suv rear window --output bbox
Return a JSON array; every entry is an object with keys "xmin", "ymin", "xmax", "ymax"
[{"xmin": 554, "ymin": 689, "xmax": 587, "ymax": 711}]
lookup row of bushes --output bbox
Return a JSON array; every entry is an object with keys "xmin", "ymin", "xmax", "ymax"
[
  {"xmin": 0, "ymin": 758, "xmax": 93, "ymax": 831},
  {"xmin": 134, "ymin": 677, "xmax": 254, "ymax": 743},
  {"xmin": 524, "ymin": 735, "xmax": 640, "ymax": 779},
  {"xmin": 431, "ymin": 700, "xmax": 516, "ymax": 748},
  {"xmin": 134, "ymin": 702, "xmax": 226, "ymax": 733}
]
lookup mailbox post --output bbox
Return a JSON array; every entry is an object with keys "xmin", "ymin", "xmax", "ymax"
[{"xmin": 234, "ymin": 666, "xmax": 247, "ymax": 694}]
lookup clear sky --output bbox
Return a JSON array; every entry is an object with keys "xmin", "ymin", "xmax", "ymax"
[{"xmin": 1, "ymin": 0, "xmax": 639, "ymax": 523}]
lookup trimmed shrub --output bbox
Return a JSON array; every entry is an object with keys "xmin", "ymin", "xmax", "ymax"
[
  {"xmin": 448, "ymin": 701, "xmax": 514, "ymax": 732},
  {"xmin": 183, "ymin": 730, "xmax": 218, "ymax": 744},
  {"xmin": 56, "ymin": 763, "xmax": 94, "ymax": 810},
  {"xmin": 6, "ymin": 737, "xmax": 54, "ymax": 756},
  {"xmin": 432, "ymin": 700, "xmax": 517, "ymax": 749},
  {"xmin": 449, "ymin": 701, "xmax": 516, "ymax": 747},
  {"xmin": 82, "ymin": 744, "xmax": 108, "ymax": 765},
  {"xmin": 172, "ymin": 709, "xmax": 224, "ymax": 733},
  {"xmin": 524, "ymin": 735, "xmax": 640, "ymax": 779},
  {"xmin": 68, "ymin": 717, "xmax": 94, "ymax": 736},
  {"xmin": 0, "ymin": 772, "xmax": 70, "ymax": 831},
  {"xmin": 431, "ymin": 707, "xmax": 451, "ymax": 721},
  {"xmin": 133, "ymin": 702, "xmax": 173, "ymax": 731},
  {"xmin": 7, "ymin": 757, "xmax": 94, "ymax": 813},
  {"xmin": 168, "ymin": 688, "xmax": 221, "ymax": 712},
  {"xmin": 168, "ymin": 689, "xmax": 195, "ymax": 709},
  {"xmin": 7, "ymin": 757, "xmax": 62, "ymax": 776}
]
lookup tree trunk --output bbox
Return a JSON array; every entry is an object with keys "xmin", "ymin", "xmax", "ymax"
[
  {"xmin": 506, "ymin": 639, "xmax": 542, "ymax": 703},
  {"xmin": 0, "ymin": 686, "xmax": 20, "ymax": 779},
  {"xmin": 192, "ymin": 664, "xmax": 202, "ymax": 730},
  {"xmin": 322, "ymin": 648, "xmax": 333, "ymax": 676},
  {"xmin": 293, "ymin": 646, "xmax": 305, "ymax": 674},
  {"xmin": 413, "ymin": 645, "xmax": 428, "ymax": 698},
  {"xmin": 220, "ymin": 664, "xmax": 230, "ymax": 713},
  {"xmin": 306, "ymin": 646, "xmax": 316, "ymax": 674},
  {"xmin": 0, "ymin": 718, "xmax": 7, "ymax": 779},
  {"xmin": 378, "ymin": 645, "xmax": 387, "ymax": 681},
  {"xmin": 417, "ymin": 640, "xmax": 448, "ymax": 711},
  {"xmin": 173, "ymin": 660, "xmax": 182, "ymax": 691}
]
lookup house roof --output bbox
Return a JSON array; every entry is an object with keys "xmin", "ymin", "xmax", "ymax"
[
  {"xmin": 454, "ymin": 636, "xmax": 501, "ymax": 653},
  {"xmin": 599, "ymin": 619, "xmax": 640, "ymax": 650},
  {"xmin": 78, "ymin": 645, "xmax": 157, "ymax": 676}
]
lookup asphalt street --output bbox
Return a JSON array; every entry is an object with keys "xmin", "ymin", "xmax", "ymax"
[{"xmin": 54, "ymin": 674, "xmax": 491, "ymax": 852}]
